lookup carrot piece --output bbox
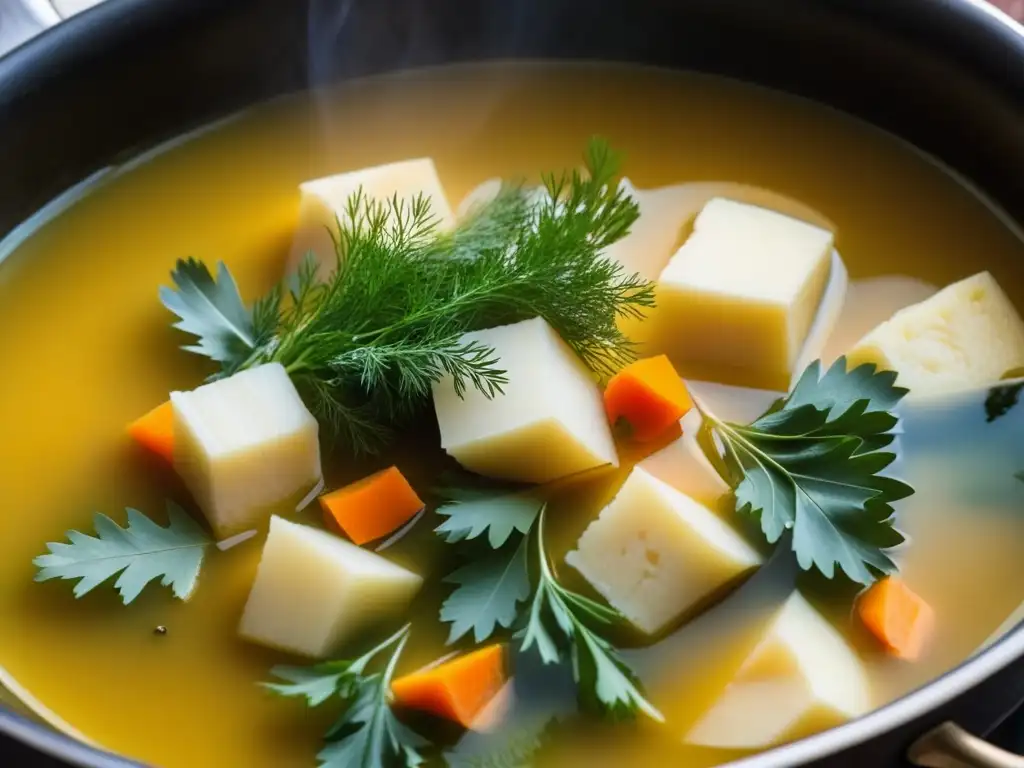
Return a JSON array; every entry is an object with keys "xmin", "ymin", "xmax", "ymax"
[
  {"xmin": 319, "ymin": 466, "xmax": 424, "ymax": 545},
  {"xmin": 857, "ymin": 577, "xmax": 935, "ymax": 661},
  {"xmin": 127, "ymin": 401, "xmax": 175, "ymax": 464},
  {"xmin": 391, "ymin": 645, "xmax": 506, "ymax": 728},
  {"xmin": 603, "ymin": 355, "xmax": 693, "ymax": 442}
]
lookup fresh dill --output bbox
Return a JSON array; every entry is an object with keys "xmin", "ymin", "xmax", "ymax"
[{"xmin": 162, "ymin": 138, "xmax": 654, "ymax": 453}]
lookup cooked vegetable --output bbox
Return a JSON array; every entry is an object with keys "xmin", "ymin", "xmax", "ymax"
[
  {"xmin": 320, "ymin": 466, "xmax": 424, "ymax": 545},
  {"xmin": 603, "ymin": 354, "xmax": 692, "ymax": 442},
  {"xmin": 239, "ymin": 516, "xmax": 422, "ymax": 658},
  {"xmin": 848, "ymin": 271, "xmax": 1024, "ymax": 397},
  {"xmin": 127, "ymin": 401, "xmax": 175, "ymax": 463},
  {"xmin": 565, "ymin": 466, "xmax": 761, "ymax": 635},
  {"xmin": 649, "ymin": 197, "xmax": 836, "ymax": 390},
  {"xmin": 695, "ymin": 357, "xmax": 914, "ymax": 584},
  {"xmin": 264, "ymin": 624, "xmax": 430, "ymax": 768},
  {"xmin": 856, "ymin": 577, "xmax": 934, "ymax": 661},
  {"xmin": 171, "ymin": 362, "xmax": 322, "ymax": 537},
  {"xmin": 288, "ymin": 158, "xmax": 456, "ymax": 281},
  {"xmin": 34, "ymin": 502, "xmax": 212, "ymax": 604},
  {"xmin": 391, "ymin": 645, "xmax": 507, "ymax": 728},
  {"xmin": 433, "ymin": 316, "xmax": 619, "ymax": 483},
  {"xmin": 160, "ymin": 138, "xmax": 654, "ymax": 454},
  {"xmin": 686, "ymin": 592, "xmax": 871, "ymax": 749}
]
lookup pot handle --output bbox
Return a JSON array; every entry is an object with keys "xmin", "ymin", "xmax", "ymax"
[{"xmin": 908, "ymin": 722, "xmax": 1024, "ymax": 768}]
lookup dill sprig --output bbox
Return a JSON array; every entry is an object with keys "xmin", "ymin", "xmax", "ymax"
[{"xmin": 162, "ymin": 138, "xmax": 654, "ymax": 453}]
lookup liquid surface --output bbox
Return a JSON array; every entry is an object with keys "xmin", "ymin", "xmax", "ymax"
[{"xmin": 0, "ymin": 62, "xmax": 1023, "ymax": 767}]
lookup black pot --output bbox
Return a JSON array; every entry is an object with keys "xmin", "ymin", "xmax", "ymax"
[{"xmin": 3, "ymin": 0, "xmax": 1024, "ymax": 765}]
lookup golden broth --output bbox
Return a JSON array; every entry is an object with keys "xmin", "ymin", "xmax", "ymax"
[{"xmin": 0, "ymin": 62, "xmax": 1023, "ymax": 767}]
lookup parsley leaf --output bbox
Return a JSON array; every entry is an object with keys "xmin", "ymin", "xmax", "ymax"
[
  {"xmin": 441, "ymin": 535, "xmax": 532, "ymax": 644},
  {"xmin": 986, "ymin": 380, "xmax": 1023, "ymax": 423},
  {"xmin": 264, "ymin": 625, "xmax": 429, "ymax": 768},
  {"xmin": 263, "ymin": 663, "xmax": 355, "ymax": 708},
  {"xmin": 435, "ymin": 493, "xmax": 544, "ymax": 548},
  {"xmin": 159, "ymin": 258, "xmax": 256, "ymax": 369},
  {"xmin": 696, "ymin": 357, "xmax": 913, "ymax": 585},
  {"xmin": 518, "ymin": 511, "xmax": 662, "ymax": 723},
  {"xmin": 33, "ymin": 502, "xmax": 212, "ymax": 604}
]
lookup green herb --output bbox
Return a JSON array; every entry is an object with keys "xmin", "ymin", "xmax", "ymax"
[
  {"xmin": 435, "ymin": 492, "xmax": 544, "ymax": 548},
  {"xmin": 436, "ymin": 493, "xmax": 659, "ymax": 722},
  {"xmin": 33, "ymin": 502, "xmax": 212, "ymax": 604},
  {"xmin": 265, "ymin": 624, "xmax": 429, "ymax": 768},
  {"xmin": 986, "ymin": 381, "xmax": 1022, "ymax": 423},
  {"xmin": 159, "ymin": 259, "xmax": 259, "ymax": 371},
  {"xmin": 442, "ymin": 536, "xmax": 532, "ymax": 644},
  {"xmin": 161, "ymin": 138, "xmax": 654, "ymax": 454},
  {"xmin": 695, "ymin": 357, "xmax": 913, "ymax": 585},
  {"xmin": 436, "ymin": 492, "xmax": 542, "ymax": 643},
  {"xmin": 518, "ymin": 511, "xmax": 662, "ymax": 722}
]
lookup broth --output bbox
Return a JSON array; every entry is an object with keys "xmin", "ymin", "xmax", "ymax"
[{"xmin": 0, "ymin": 62, "xmax": 1023, "ymax": 767}]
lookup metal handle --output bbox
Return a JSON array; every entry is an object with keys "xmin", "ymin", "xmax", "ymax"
[{"xmin": 909, "ymin": 722, "xmax": 1024, "ymax": 768}]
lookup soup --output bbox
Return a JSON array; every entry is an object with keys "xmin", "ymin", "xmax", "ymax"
[{"xmin": 1, "ymin": 62, "xmax": 1023, "ymax": 768}]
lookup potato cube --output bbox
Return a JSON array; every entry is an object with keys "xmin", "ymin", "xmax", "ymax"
[
  {"xmin": 239, "ymin": 516, "xmax": 422, "ymax": 658},
  {"xmin": 171, "ymin": 363, "xmax": 321, "ymax": 537},
  {"xmin": 287, "ymin": 158, "xmax": 455, "ymax": 280},
  {"xmin": 649, "ymin": 198, "xmax": 835, "ymax": 390},
  {"xmin": 847, "ymin": 271, "xmax": 1024, "ymax": 397},
  {"xmin": 565, "ymin": 467, "xmax": 761, "ymax": 635},
  {"xmin": 686, "ymin": 592, "xmax": 871, "ymax": 749},
  {"xmin": 432, "ymin": 317, "xmax": 618, "ymax": 484}
]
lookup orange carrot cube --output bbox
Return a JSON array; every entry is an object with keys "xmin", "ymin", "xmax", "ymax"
[
  {"xmin": 127, "ymin": 401, "xmax": 175, "ymax": 463},
  {"xmin": 319, "ymin": 466, "xmax": 424, "ymax": 545},
  {"xmin": 603, "ymin": 355, "xmax": 693, "ymax": 442},
  {"xmin": 857, "ymin": 577, "xmax": 934, "ymax": 661},
  {"xmin": 391, "ymin": 645, "xmax": 506, "ymax": 728}
]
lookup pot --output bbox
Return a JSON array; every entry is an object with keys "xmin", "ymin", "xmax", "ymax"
[{"xmin": 2, "ymin": 0, "xmax": 1024, "ymax": 765}]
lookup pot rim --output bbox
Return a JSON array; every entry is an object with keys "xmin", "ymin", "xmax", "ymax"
[{"xmin": 1, "ymin": 0, "xmax": 1024, "ymax": 766}]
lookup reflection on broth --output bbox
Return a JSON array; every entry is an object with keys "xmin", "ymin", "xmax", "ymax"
[{"xmin": 1, "ymin": 62, "xmax": 1024, "ymax": 768}]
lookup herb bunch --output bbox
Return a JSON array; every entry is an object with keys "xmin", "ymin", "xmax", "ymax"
[
  {"xmin": 435, "ymin": 492, "xmax": 660, "ymax": 722},
  {"xmin": 161, "ymin": 139, "xmax": 654, "ymax": 454}
]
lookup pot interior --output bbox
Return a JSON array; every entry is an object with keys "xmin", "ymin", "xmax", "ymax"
[{"xmin": 1, "ymin": 2, "xmax": 1024, "ymax": 767}]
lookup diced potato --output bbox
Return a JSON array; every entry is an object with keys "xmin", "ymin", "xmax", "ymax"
[
  {"xmin": 171, "ymin": 363, "xmax": 321, "ymax": 537},
  {"xmin": 821, "ymin": 276, "xmax": 938, "ymax": 365},
  {"xmin": 239, "ymin": 516, "xmax": 422, "ymax": 658},
  {"xmin": 287, "ymin": 158, "xmax": 455, "ymax": 280},
  {"xmin": 565, "ymin": 467, "xmax": 761, "ymax": 635},
  {"xmin": 432, "ymin": 317, "xmax": 618, "ymax": 484},
  {"xmin": 648, "ymin": 198, "xmax": 836, "ymax": 390},
  {"xmin": 638, "ymin": 410, "xmax": 730, "ymax": 507},
  {"xmin": 846, "ymin": 271, "xmax": 1024, "ymax": 397},
  {"xmin": 685, "ymin": 592, "xmax": 871, "ymax": 749}
]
